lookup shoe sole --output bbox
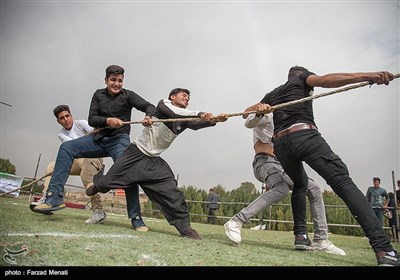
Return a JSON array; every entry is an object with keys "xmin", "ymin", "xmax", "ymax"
[
  {"xmin": 85, "ymin": 218, "xmax": 106, "ymax": 224},
  {"xmin": 324, "ymin": 250, "xmax": 346, "ymax": 256},
  {"xmin": 34, "ymin": 204, "xmax": 66, "ymax": 213},
  {"xmin": 132, "ymin": 226, "xmax": 149, "ymax": 232},
  {"xmin": 295, "ymin": 244, "xmax": 311, "ymax": 250},
  {"xmin": 29, "ymin": 203, "xmax": 53, "ymax": 215},
  {"xmin": 311, "ymin": 243, "xmax": 346, "ymax": 256},
  {"xmin": 182, "ymin": 235, "xmax": 202, "ymax": 240},
  {"xmin": 224, "ymin": 224, "xmax": 241, "ymax": 244},
  {"xmin": 315, "ymin": 247, "xmax": 346, "ymax": 256}
]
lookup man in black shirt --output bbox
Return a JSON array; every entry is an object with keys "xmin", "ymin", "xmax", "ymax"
[
  {"xmin": 246, "ymin": 66, "xmax": 398, "ymax": 266},
  {"xmin": 34, "ymin": 65, "xmax": 156, "ymax": 232}
]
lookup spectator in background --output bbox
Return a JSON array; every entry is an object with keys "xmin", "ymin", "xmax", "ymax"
[
  {"xmin": 206, "ymin": 188, "xmax": 219, "ymax": 224},
  {"xmin": 387, "ymin": 191, "xmax": 398, "ymax": 241},
  {"xmin": 386, "ymin": 179, "xmax": 400, "ymax": 241},
  {"xmin": 396, "ymin": 180, "xmax": 400, "ymax": 207},
  {"xmin": 366, "ymin": 177, "xmax": 389, "ymax": 225}
]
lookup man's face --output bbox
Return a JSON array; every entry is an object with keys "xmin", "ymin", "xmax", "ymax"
[
  {"xmin": 105, "ymin": 73, "xmax": 124, "ymax": 95},
  {"xmin": 170, "ymin": 91, "xmax": 190, "ymax": 108},
  {"xmin": 373, "ymin": 180, "xmax": 380, "ymax": 188},
  {"xmin": 57, "ymin": 111, "xmax": 73, "ymax": 130}
]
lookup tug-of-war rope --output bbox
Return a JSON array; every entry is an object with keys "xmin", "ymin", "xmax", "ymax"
[
  {"xmin": 122, "ymin": 74, "xmax": 400, "ymax": 125},
  {"xmin": 1, "ymin": 74, "xmax": 398, "ymax": 197}
]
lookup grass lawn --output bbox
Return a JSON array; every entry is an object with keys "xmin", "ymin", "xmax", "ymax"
[{"xmin": 1, "ymin": 196, "xmax": 399, "ymax": 270}]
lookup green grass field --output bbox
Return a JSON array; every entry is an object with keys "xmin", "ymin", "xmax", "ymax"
[{"xmin": 1, "ymin": 196, "xmax": 399, "ymax": 267}]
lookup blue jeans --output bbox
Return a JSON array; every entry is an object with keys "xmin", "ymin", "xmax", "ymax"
[
  {"xmin": 48, "ymin": 134, "xmax": 142, "ymax": 218},
  {"xmin": 273, "ymin": 129, "xmax": 393, "ymax": 252}
]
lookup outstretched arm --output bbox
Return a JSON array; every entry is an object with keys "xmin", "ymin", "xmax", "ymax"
[{"xmin": 306, "ymin": 71, "xmax": 394, "ymax": 88}]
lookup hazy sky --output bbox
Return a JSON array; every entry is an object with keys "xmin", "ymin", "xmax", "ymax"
[{"xmin": 1, "ymin": 1, "xmax": 399, "ymax": 195}]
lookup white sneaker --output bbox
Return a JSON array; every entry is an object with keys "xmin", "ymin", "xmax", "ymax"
[
  {"xmin": 312, "ymin": 239, "xmax": 346, "ymax": 256},
  {"xmin": 85, "ymin": 209, "xmax": 106, "ymax": 224},
  {"xmin": 224, "ymin": 219, "xmax": 242, "ymax": 244}
]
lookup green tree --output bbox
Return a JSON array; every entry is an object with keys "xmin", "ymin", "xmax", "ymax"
[
  {"xmin": 181, "ymin": 185, "xmax": 206, "ymax": 223},
  {"xmin": 212, "ymin": 184, "xmax": 226, "ymax": 195},
  {"xmin": 20, "ymin": 179, "xmax": 44, "ymax": 195},
  {"xmin": 0, "ymin": 158, "xmax": 16, "ymax": 175}
]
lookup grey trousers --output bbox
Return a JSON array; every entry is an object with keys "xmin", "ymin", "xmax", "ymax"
[{"xmin": 233, "ymin": 154, "xmax": 328, "ymax": 241}]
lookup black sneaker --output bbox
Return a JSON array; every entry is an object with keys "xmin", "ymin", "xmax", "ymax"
[
  {"xmin": 294, "ymin": 234, "xmax": 312, "ymax": 250},
  {"xmin": 376, "ymin": 251, "xmax": 400, "ymax": 266},
  {"xmin": 181, "ymin": 226, "xmax": 202, "ymax": 240},
  {"xmin": 131, "ymin": 216, "xmax": 148, "ymax": 232},
  {"xmin": 86, "ymin": 184, "xmax": 111, "ymax": 196},
  {"xmin": 87, "ymin": 167, "xmax": 111, "ymax": 196},
  {"xmin": 85, "ymin": 184, "xmax": 100, "ymax": 196}
]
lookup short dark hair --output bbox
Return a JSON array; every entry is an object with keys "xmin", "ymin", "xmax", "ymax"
[
  {"xmin": 288, "ymin": 65, "xmax": 308, "ymax": 80},
  {"xmin": 168, "ymin": 88, "xmax": 190, "ymax": 100},
  {"xmin": 53, "ymin": 105, "xmax": 70, "ymax": 119},
  {"xmin": 105, "ymin": 65, "xmax": 125, "ymax": 79},
  {"xmin": 373, "ymin": 177, "xmax": 381, "ymax": 183}
]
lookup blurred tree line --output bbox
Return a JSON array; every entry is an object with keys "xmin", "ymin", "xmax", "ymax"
[{"xmin": 143, "ymin": 181, "xmax": 367, "ymax": 237}]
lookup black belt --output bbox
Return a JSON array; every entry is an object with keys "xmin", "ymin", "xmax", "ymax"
[{"xmin": 273, "ymin": 124, "xmax": 317, "ymax": 140}]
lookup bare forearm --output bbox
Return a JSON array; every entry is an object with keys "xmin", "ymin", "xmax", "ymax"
[{"xmin": 307, "ymin": 71, "xmax": 394, "ymax": 88}]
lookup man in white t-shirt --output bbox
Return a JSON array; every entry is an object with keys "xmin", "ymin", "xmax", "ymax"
[{"xmin": 30, "ymin": 105, "xmax": 106, "ymax": 224}]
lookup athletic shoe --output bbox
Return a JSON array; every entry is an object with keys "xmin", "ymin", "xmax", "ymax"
[
  {"xmin": 294, "ymin": 234, "xmax": 312, "ymax": 250},
  {"xmin": 376, "ymin": 251, "xmax": 400, "ymax": 266},
  {"xmin": 181, "ymin": 226, "xmax": 202, "ymax": 240},
  {"xmin": 131, "ymin": 216, "xmax": 149, "ymax": 232},
  {"xmin": 29, "ymin": 196, "xmax": 54, "ymax": 215},
  {"xmin": 34, "ymin": 192, "xmax": 65, "ymax": 213},
  {"xmin": 224, "ymin": 219, "xmax": 242, "ymax": 244},
  {"xmin": 85, "ymin": 209, "xmax": 107, "ymax": 224},
  {"xmin": 312, "ymin": 239, "xmax": 346, "ymax": 256}
]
